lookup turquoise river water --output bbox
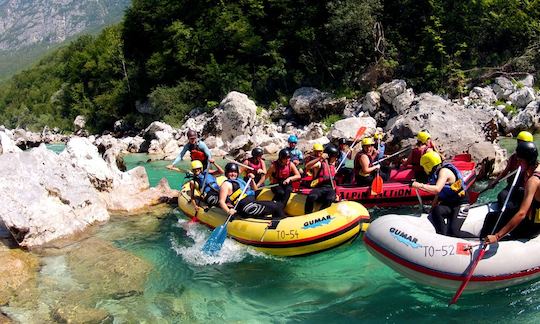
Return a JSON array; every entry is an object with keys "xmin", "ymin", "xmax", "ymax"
[{"xmin": 4, "ymin": 139, "xmax": 540, "ymax": 322}]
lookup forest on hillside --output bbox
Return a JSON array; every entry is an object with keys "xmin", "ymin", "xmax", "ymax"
[{"xmin": 0, "ymin": 0, "xmax": 539, "ymax": 133}]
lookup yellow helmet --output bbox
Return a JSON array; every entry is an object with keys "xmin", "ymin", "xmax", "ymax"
[
  {"xmin": 191, "ymin": 160, "xmax": 203, "ymax": 170},
  {"xmin": 362, "ymin": 137, "xmax": 375, "ymax": 146},
  {"xmin": 517, "ymin": 131, "xmax": 534, "ymax": 142},
  {"xmin": 374, "ymin": 132, "xmax": 383, "ymax": 140},
  {"xmin": 313, "ymin": 143, "xmax": 324, "ymax": 151},
  {"xmin": 420, "ymin": 151, "xmax": 442, "ymax": 174},
  {"xmin": 417, "ymin": 131, "xmax": 431, "ymax": 144}
]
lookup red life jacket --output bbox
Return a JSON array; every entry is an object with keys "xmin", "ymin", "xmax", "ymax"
[
  {"xmin": 410, "ymin": 145, "xmax": 430, "ymax": 173},
  {"xmin": 311, "ymin": 162, "xmax": 336, "ymax": 187},
  {"xmin": 244, "ymin": 157, "xmax": 264, "ymax": 177},
  {"xmin": 189, "ymin": 142, "xmax": 207, "ymax": 161},
  {"xmin": 272, "ymin": 161, "xmax": 291, "ymax": 183}
]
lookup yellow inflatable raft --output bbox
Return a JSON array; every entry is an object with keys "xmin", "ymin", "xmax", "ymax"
[{"xmin": 177, "ymin": 181, "xmax": 370, "ymax": 256}]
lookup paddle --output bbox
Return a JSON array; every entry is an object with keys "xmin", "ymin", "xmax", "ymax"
[
  {"xmin": 336, "ymin": 126, "xmax": 367, "ymax": 171},
  {"xmin": 372, "ymin": 146, "xmax": 412, "ymax": 166},
  {"xmin": 191, "ymin": 163, "xmax": 212, "ymax": 223},
  {"xmin": 371, "ymin": 170, "xmax": 383, "ymax": 195},
  {"xmin": 202, "ymin": 178, "xmax": 253, "ymax": 255},
  {"xmin": 448, "ymin": 165, "xmax": 522, "ymax": 305},
  {"xmin": 224, "ymin": 157, "xmax": 254, "ymax": 170},
  {"xmin": 468, "ymin": 169, "xmax": 520, "ymax": 204}
]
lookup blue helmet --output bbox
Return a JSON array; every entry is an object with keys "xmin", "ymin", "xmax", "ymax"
[{"xmin": 288, "ymin": 135, "xmax": 298, "ymax": 143}]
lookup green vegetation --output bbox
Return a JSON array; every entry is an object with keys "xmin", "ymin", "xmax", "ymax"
[
  {"xmin": 323, "ymin": 114, "xmax": 342, "ymax": 129},
  {"xmin": 0, "ymin": 0, "xmax": 539, "ymax": 132}
]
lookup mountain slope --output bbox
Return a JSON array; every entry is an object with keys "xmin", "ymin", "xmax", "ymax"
[{"xmin": 0, "ymin": 0, "xmax": 130, "ymax": 79}]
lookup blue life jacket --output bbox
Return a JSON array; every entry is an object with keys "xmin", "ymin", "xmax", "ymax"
[
  {"xmin": 195, "ymin": 172, "xmax": 220, "ymax": 194},
  {"xmin": 376, "ymin": 143, "xmax": 386, "ymax": 161},
  {"xmin": 429, "ymin": 162, "xmax": 467, "ymax": 204},
  {"xmin": 227, "ymin": 178, "xmax": 255, "ymax": 205}
]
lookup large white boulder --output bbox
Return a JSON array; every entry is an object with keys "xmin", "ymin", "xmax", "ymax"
[{"xmin": 0, "ymin": 145, "xmax": 109, "ymax": 248}]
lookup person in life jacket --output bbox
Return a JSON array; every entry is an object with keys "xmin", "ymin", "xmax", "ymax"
[
  {"xmin": 374, "ymin": 129, "xmax": 386, "ymax": 162},
  {"xmin": 242, "ymin": 147, "xmax": 267, "ymax": 187},
  {"xmin": 401, "ymin": 131, "xmax": 438, "ymax": 182},
  {"xmin": 285, "ymin": 134, "xmax": 304, "ymax": 169},
  {"xmin": 219, "ymin": 162, "xmax": 285, "ymax": 229},
  {"xmin": 335, "ymin": 138, "xmax": 353, "ymax": 184},
  {"xmin": 412, "ymin": 151, "xmax": 472, "ymax": 238},
  {"xmin": 168, "ymin": 129, "xmax": 213, "ymax": 170},
  {"xmin": 304, "ymin": 145, "xmax": 340, "ymax": 214},
  {"xmin": 304, "ymin": 143, "xmax": 325, "ymax": 176},
  {"xmin": 353, "ymin": 137, "xmax": 388, "ymax": 186},
  {"xmin": 189, "ymin": 160, "xmax": 224, "ymax": 208},
  {"xmin": 266, "ymin": 149, "xmax": 301, "ymax": 205},
  {"xmin": 482, "ymin": 141, "xmax": 540, "ymax": 240},
  {"xmin": 487, "ymin": 131, "xmax": 535, "ymax": 212}
]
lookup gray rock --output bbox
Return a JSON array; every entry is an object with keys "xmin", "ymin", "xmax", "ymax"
[
  {"xmin": 362, "ymin": 91, "xmax": 381, "ymax": 113},
  {"xmin": 328, "ymin": 116, "xmax": 377, "ymax": 141},
  {"xmin": 469, "ymin": 86, "xmax": 496, "ymax": 104},
  {"xmin": 378, "ymin": 79, "xmax": 406, "ymax": 104},
  {"xmin": 0, "ymin": 131, "xmax": 22, "ymax": 154},
  {"xmin": 289, "ymin": 87, "xmax": 325, "ymax": 116},
  {"xmin": 73, "ymin": 115, "xmax": 86, "ymax": 132},
  {"xmin": 392, "ymin": 88, "xmax": 415, "ymax": 114},
  {"xmin": 509, "ymin": 87, "xmax": 535, "ymax": 108},
  {"xmin": 219, "ymin": 91, "xmax": 258, "ymax": 142}
]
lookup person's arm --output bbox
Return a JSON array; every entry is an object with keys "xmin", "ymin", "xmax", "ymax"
[
  {"xmin": 266, "ymin": 164, "xmax": 275, "ymax": 183},
  {"xmin": 169, "ymin": 145, "xmax": 189, "ymax": 167},
  {"xmin": 306, "ymin": 154, "xmax": 326, "ymax": 170},
  {"xmin": 219, "ymin": 182, "xmax": 235, "ymax": 215},
  {"xmin": 360, "ymin": 154, "xmax": 380, "ymax": 174},
  {"xmin": 198, "ymin": 141, "xmax": 212, "ymax": 160},
  {"xmin": 412, "ymin": 168, "xmax": 452, "ymax": 194},
  {"xmin": 241, "ymin": 159, "xmax": 249, "ymax": 177},
  {"xmin": 283, "ymin": 162, "xmax": 301, "ymax": 184},
  {"xmin": 486, "ymin": 176, "xmax": 539, "ymax": 243},
  {"xmin": 209, "ymin": 160, "xmax": 224, "ymax": 175}
]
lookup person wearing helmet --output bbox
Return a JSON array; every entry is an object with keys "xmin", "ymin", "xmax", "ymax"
[
  {"xmin": 401, "ymin": 130, "xmax": 438, "ymax": 182},
  {"xmin": 189, "ymin": 159, "xmax": 224, "ymax": 208},
  {"xmin": 304, "ymin": 145, "xmax": 340, "ymax": 214},
  {"xmin": 487, "ymin": 131, "xmax": 536, "ymax": 210},
  {"xmin": 168, "ymin": 129, "xmax": 213, "ymax": 170},
  {"xmin": 304, "ymin": 142, "xmax": 326, "ymax": 177},
  {"xmin": 411, "ymin": 151, "xmax": 471, "ymax": 237},
  {"xmin": 242, "ymin": 147, "xmax": 267, "ymax": 187},
  {"xmin": 484, "ymin": 142, "xmax": 540, "ymax": 243},
  {"xmin": 285, "ymin": 134, "xmax": 304, "ymax": 168},
  {"xmin": 374, "ymin": 129, "xmax": 386, "ymax": 162},
  {"xmin": 481, "ymin": 141, "xmax": 540, "ymax": 237},
  {"xmin": 219, "ymin": 162, "xmax": 285, "ymax": 229},
  {"xmin": 353, "ymin": 137, "xmax": 388, "ymax": 186},
  {"xmin": 266, "ymin": 148, "xmax": 301, "ymax": 205},
  {"xmin": 335, "ymin": 138, "xmax": 353, "ymax": 184}
]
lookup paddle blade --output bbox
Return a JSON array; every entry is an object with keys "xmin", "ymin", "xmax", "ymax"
[
  {"xmin": 372, "ymin": 174, "xmax": 383, "ymax": 195},
  {"xmin": 202, "ymin": 224, "xmax": 228, "ymax": 255},
  {"xmin": 449, "ymin": 245, "xmax": 487, "ymax": 305},
  {"xmin": 355, "ymin": 126, "xmax": 367, "ymax": 139}
]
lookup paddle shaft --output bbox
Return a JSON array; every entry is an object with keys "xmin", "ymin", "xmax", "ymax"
[
  {"xmin": 225, "ymin": 157, "xmax": 254, "ymax": 170},
  {"xmin": 336, "ymin": 126, "xmax": 367, "ymax": 171},
  {"xmin": 373, "ymin": 146, "xmax": 411, "ymax": 166},
  {"xmin": 478, "ymin": 168, "xmax": 520, "ymax": 195},
  {"xmin": 448, "ymin": 166, "xmax": 522, "ymax": 305}
]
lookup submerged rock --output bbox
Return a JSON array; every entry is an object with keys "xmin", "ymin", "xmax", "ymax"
[{"xmin": 0, "ymin": 246, "xmax": 39, "ymax": 305}]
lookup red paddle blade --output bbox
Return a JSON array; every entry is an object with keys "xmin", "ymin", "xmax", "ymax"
[
  {"xmin": 355, "ymin": 126, "xmax": 367, "ymax": 139},
  {"xmin": 372, "ymin": 175, "xmax": 383, "ymax": 195},
  {"xmin": 449, "ymin": 244, "xmax": 487, "ymax": 305}
]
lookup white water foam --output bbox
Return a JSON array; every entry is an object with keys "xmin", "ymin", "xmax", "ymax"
[{"xmin": 170, "ymin": 218, "xmax": 271, "ymax": 266}]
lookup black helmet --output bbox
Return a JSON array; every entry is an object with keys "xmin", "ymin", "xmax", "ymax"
[
  {"xmin": 338, "ymin": 138, "xmax": 348, "ymax": 145},
  {"xmin": 324, "ymin": 145, "xmax": 339, "ymax": 158},
  {"xmin": 252, "ymin": 147, "xmax": 263, "ymax": 157},
  {"xmin": 516, "ymin": 141, "xmax": 538, "ymax": 164},
  {"xmin": 225, "ymin": 162, "xmax": 239, "ymax": 173},
  {"xmin": 278, "ymin": 149, "xmax": 290, "ymax": 159}
]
